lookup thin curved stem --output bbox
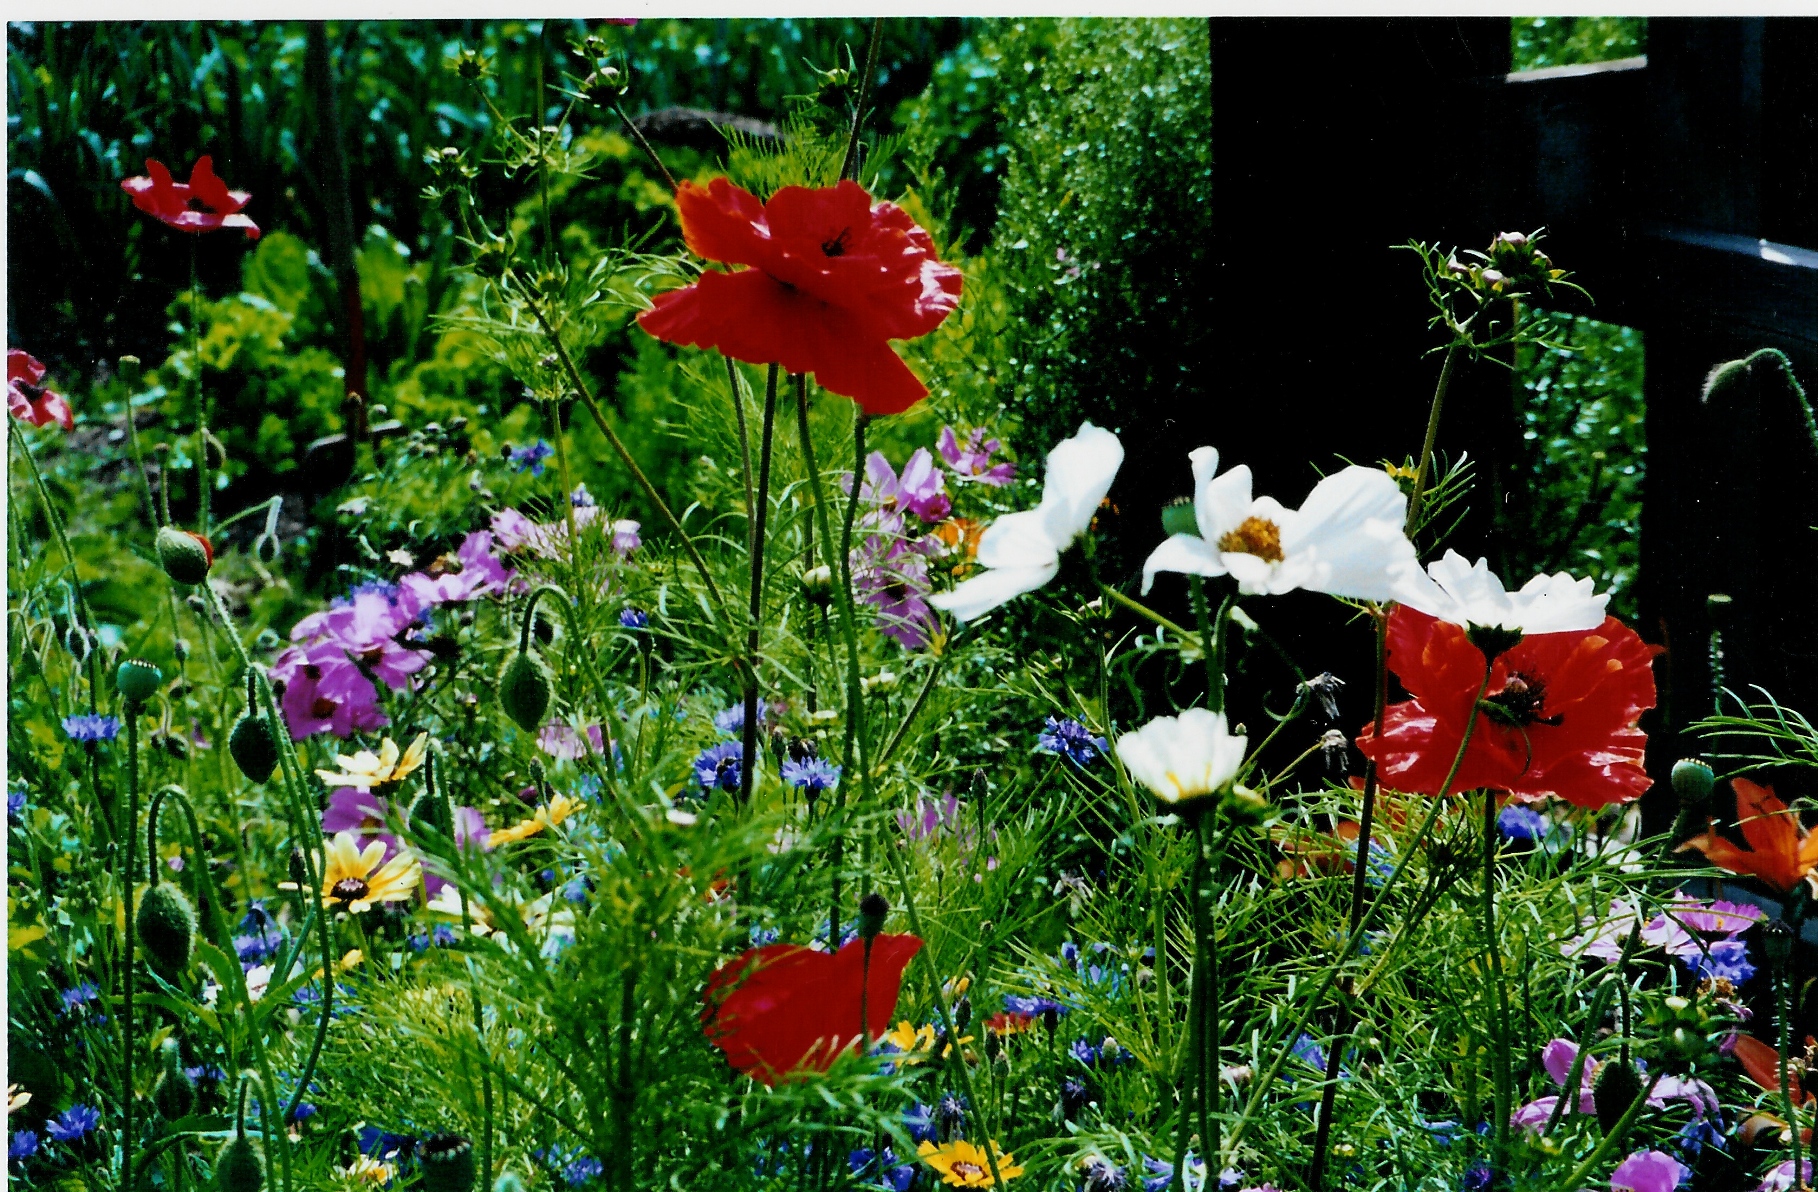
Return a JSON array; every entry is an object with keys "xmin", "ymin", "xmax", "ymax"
[
  {"xmin": 1406, "ymin": 342, "xmax": 1461, "ymax": 534},
  {"xmin": 122, "ymin": 710, "xmax": 141, "ymax": 1192},
  {"xmin": 738, "ymin": 365, "xmax": 779, "ymax": 807}
]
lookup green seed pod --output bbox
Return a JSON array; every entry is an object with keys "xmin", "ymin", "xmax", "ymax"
[
  {"xmin": 137, "ymin": 882, "xmax": 197, "ymax": 976},
  {"xmin": 418, "ymin": 1133, "xmax": 477, "ymax": 1192},
  {"xmin": 156, "ymin": 525, "xmax": 215, "ymax": 586},
  {"xmin": 228, "ymin": 713, "xmax": 281, "ymax": 784},
  {"xmin": 153, "ymin": 1063, "xmax": 197, "ymax": 1121},
  {"xmin": 215, "ymin": 1133, "xmax": 265, "ymax": 1192},
  {"xmin": 1593, "ymin": 1057, "xmax": 1646, "ymax": 1134},
  {"xmin": 411, "ymin": 788, "xmax": 455, "ymax": 839},
  {"xmin": 1671, "ymin": 758, "xmax": 1716, "ymax": 809},
  {"xmin": 856, "ymin": 892, "xmax": 889, "ymax": 941},
  {"xmin": 1160, "ymin": 497, "xmax": 1198, "ymax": 537},
  {"xmin": 116, "ymin": 658, "xmax": 164, "ymax": 707},
  {"xmin": 499, "ymin": 650, "xmax": 553, "ymax": 733}
]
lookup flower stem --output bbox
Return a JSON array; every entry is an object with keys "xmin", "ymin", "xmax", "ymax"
[
  {"xmin": 1482, "ymin": 785, "xmax": 1514, "ymax": 1160},
  {"xmin": 727, "ymin": 357, "xmax": 756, "ymax": 539},
  {"xmin": 542, "ymin": 397, "xmax": 581, "ymax": 584},
  {"xmin": 519, "ymin": 283, "xmax": 726, "ymax": 618},
  {"xmin": 1226, "ymin": 660, "xmax": 1497, "ymax": 1159},
  {"xmin": 1545, "ymin": 1070, "xmax": 1665, "ymax": 1192},
  {"xmin": 839, "ymin": 18, "xmax": 885, "ymax": 183},
  {"xmin": 122, "ymin": 709, "xmax": 140, "ymax": 1192},
  {"xmin": 190, "ymin": 243, "xmax": 211, "ymax": 537},
  {"xmin": 1784, "ymin": 942, "xmax": 1804, "ymax": 1192},
  {"xmin": 1171, "ymin": 808, "xmax": 1209, "ymax": 1192},
  {"xmin": 1405, "ymin": 342, "xmax": 1461, "ymax": 534},
  {"xmin": 739, "ymin": 364, "xmax": 779, "ymax": 807},
  {"xmin": 616, "ymin": 969, "xmax": 637, "ymax": 1192},
  {"xmin": 1183, "ymin": 577, "xmax": 1230, "ymax": 1180}
]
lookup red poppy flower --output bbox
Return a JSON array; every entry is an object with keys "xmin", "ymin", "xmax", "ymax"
[
  {"xmin": 1678, "ymin": 778, "xmax": 1818, "ymax": 895},
  {"xmin": 121, "ymin": 156, "xmax": 261, "ymax": 240},
  {"xmin": 701, "ymin": 933, "xmax": 922, "ymax": 1085},
  {"xmin": 638, "ymin": 178, "xmax": 962, "ymax": 415},
  {"xmin": 1355, "ymin": 607, "xmax": 1659, "ymax": 808},
  {"xmin": 7, "ymin": 351, "xmax": 73, "ymax": 431}
]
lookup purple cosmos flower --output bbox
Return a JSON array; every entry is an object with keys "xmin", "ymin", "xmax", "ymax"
[
  {"xmin": 782, "ymin": 758, "xmax": 840, "ymax": 797},
  {"xmin": 9, "ymin": 1131, "xmax": 39, "ymax": 1162},
  {"xmin": 62, "ymin": 714, "xmax": 121, "ymax": 742},
  {"xmin": 507, "ymin": 440, "xmax": 554, "ymax": 475},
  {"xmin": 1757, "ymin": 1159, "xmax": 1814, "ymax": 1192},
  {"xmin": 610, "ymin": 519, "xmax": 641, "ymax": 555},
  {"xmin": 399, "ymin": 531, "xmax": 515, "ymax": 607},
  {"xmin": 713, "ymin": 701, "xmax": 769, "ymax": 736},
  {"xmin": 619, "ymin": 607, "xmax": 648, "ymax": 630},
  {"xmin": 855, "ymin": 538, "xmax": 938, "ymax": 649},
  {"xmin": 859, "ymin": 448, "xmax": 951, "ymax": 524},
  {"xmin": 537, "ymin": 723, "xmax": 607, "ymax": 761},
  {"xmin": 693, "ymin": 741, "xmax": 743, "ymax": 793},
  {"xmin": 322, "ymin": 788, "xmax": 398, "ymax": 856},
  {"xmin": 45, "ymin": 1105, "xmax": 100, "ymax": 1144},
  {"xmin": 1497, "ymin": 805, "xmax": 1548, "ymax": 841},
  {"xmin": 938, "ymin": 426, "xmax": 1015, "ymax": 486},
  {"xmin": 849, "ymin": 1146, "xmax": 915, "ymax": 1192},
  {"xmin": 1037, "ymin": 717, "xmax": 1107, "ymax": 767},
  {"xmin": 1610, "ymin": 1150, "xmax": 1689, "ymax": 1192}
]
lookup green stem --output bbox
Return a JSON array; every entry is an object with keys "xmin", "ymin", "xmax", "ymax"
[
  {"xmin": 739, "ymin": 364, "xmax": 779, "ymax": 807},
  {"xmin": 1225, "ymin": 659, "xmax": 1497, "ymax": 1158},
  {"xmin": 1483, "ymin": 786, "xmax": 1513, "ymax": 1159},
  {"xmin": 839, "ymin": 18, "xmax": 885, "ymax": 182},
  {"xmin": 1784, "ymin": 945, "xmax": 1804, "ymax": 1192},
  {"xmin": 116, "ymin": 356, "xmax": 159, "ymax": 524},
  {"xmin": 1541, "ymin": 924, "xmax": 1637, "ymax": 1134},
  {"xmin": 727, "ymin": 357, "xmax": 755, "ymax": 539},
  {"xmin": 1405, "ymin": 342, "xmax": 1461, "ymax": 533},
  {"xmin": 612, "ymin": 99, "xmax": 679, "ymax": 193},
  {"xmin": 616, "ymin": 969, "xmax": 637, "ymax": 1192},
  {"xmin": 520, "ymin": 283, "xmax": 726, "ymax": 617},
  {"xmin": 543, "ymin": 397, "xmax": 581, "ymax": 586},
  {"xmin": 875, "ymin": 655, "xmax": 944, "ymax": 771},
  {"xmin": 1101, "ymin": 584, "xmax": 1196, "ymax": 640},
  {"xmin": 191, "ymin": 244, "xmax": 211, "ymax": 537},
  {"xmin": 1545, "ymin": 1070, "xmax": 1665, "ymax": 1192},
  {"xmin": 122, "ymin": 709, "xmax": 141, "ymax": 1192},
  {"xmin": 1171, "ymin": 812, "xmax": 1208, "ymax": 1192}
]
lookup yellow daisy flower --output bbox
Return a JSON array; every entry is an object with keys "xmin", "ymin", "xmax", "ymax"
[
  {"xmin": 883, "ymin": 1021, "xmax": 937, "ymax": 1062},
  {"xmin": 334, "ymin": 1156, "xmax": 395, "ymax": 1186},
  {"xmin": 284, "ymin": 831, "xmax": 420, "ymax": 914},
  {"xmin": 314, "ymin": 732, "xmax": 429, "ymax": 792},
  {"xmin": 7, "ymin": 1084, "xmax": 30, "ymax": 1114},
  {"xmin": 916, "ymin": 1139, "xmax": 1024, "ymax": 1187},
  {"xmin": 489, "ymin": 793, "xmax": 584, "ymax": 845}
]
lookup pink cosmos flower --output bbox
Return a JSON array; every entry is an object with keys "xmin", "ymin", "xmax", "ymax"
[
  {"xmin": 399, "ymin": 531, "xmax": 515, "ymax": 606},
  {"xmin": 1759, "ymin": 1160, "xmax": 1816, "ymax": 1192},
  {"xmin": 938, "ymin": 426, "xmax": 1015, "ymax": 486},
  {"xmin": 857, "ymin": 448, "xmax": 951, "ymax": 525},
  {"xmin": 7, "ymin": 351, "xmax": 73, "ymax": 431},
  {"xmin": 537, "ymin": 723, "xmax": 608, "ymax": 761},
  {"xmin": 855, "ymin": 537, "xmax": 938, "ymax": 650},
  {"xmin": 271, "ymin": 643, "xmax": 390, "ymax": 740},
  {"xmin": 289, "ymin": 587, "xmax": 431, "ymax": 690},
  {"xmin": 1610, "ymin": 1150, "xmax": 1688, "ymax": 1192},
  {"xmin": 491, "ymin": 506, "xmax": 637, "ymax": 560},
  {"xmin": 1513, "ymin": 1038, "xmax": 1717, "ymax": 1133}
]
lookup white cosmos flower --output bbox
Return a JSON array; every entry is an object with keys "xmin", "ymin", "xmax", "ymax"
[
  {"xmin": 1141, "ymin": 448, "xmax": 1420, "ymax": 600},
  {"xmin": 929, "ymin": 421, "xmax": 1124, "ymax": 622},
  {"xmin": 1392, "ymin": 550, "xmax": 1608, "ymax": 635},
  {"xmin": 1115, "ymin": 708, "xmax": 1249, "ymax": 804}
]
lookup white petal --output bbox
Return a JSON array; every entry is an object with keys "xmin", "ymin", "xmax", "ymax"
[
  {"xmin": 1036, "ymin": 421, "xmax": 1124, "ymax": 545},
  {"xmin": 1115, "ymin": 707, "xmax": 1247, "ymax": 802},
  {"xmin": 1283, "ymin": 466, "xmax": 1407, "ymax": 552},
  {"xmin": 1274, "ymin": 467, "xmax": 1422, "ymax": 601},
  {"xmin": 1223, "ymin": 551, "xmax": 1279, "ymax": 595},
  {"xmin": 975, "ymin": 509, "xmax": 1062, "ymax": 571},
  {"xmin": 1188, "ymin": 446, "xmax": 1220, "ymax": 491},
  {"xmin": 1508, "ymin": 571, "xmax": 1609, "ymax": 634},
  {"xmin": 1140, "ymin": 533, "xmax": 1225, "ymax": 595},
  {"xmin": 1198, "ymin": 462, "xmax": 1253, "ymax": 543},
  {"xmin": 928, "ymin": 563, "xmax": 1060, "ymax": 622}
]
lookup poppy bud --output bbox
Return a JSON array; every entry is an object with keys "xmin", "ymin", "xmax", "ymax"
[
  {"xmin": 857, "ymin": 892, "xmax": 889, "ymax": 941},
  {"xmin": 954, "ymin": 996, "xmax": 972, "ymax": 1033},
  {"xmin": 411, "ymin": 789, "xmax": 456, "ymax": 840},
  {"xmin": 1042, "ymin": 1006, "xmax": 1059, "ymax": 1035},
  {"xmin": 500, "ymin": 650, "xmax": 554, "ymax": 733},
  {"xmin": 800, "ymin": 565, "xmax": 834, "ymax": 606},
  {"xmin": 1160, "ymin": 497, "xmax": 1197, "ymax": 537},
  {"xmin": 984, "ymin": 1029, "xmax": 1001, "ymax": 1061},
  {"xmin": 418, "ymin": 1133, "xmax": 476, "ymax": 1192},
  {"xmin": 157, "ymin": 525, "xmax": 215, "ymax": 586},
  {"xmin": 153, "ymin": 1049, "xmax": 196, "ymax": 1120},
  {"xmin": 137, "ymin": 881, "xmax": 197, "ymax": 976},
  {"xmin": 1764, "ymin": 920, "xmax": 1795, "ymax": 969},
  {"xmin": 288, "ymin": 849, "xmax": 309, "ymax": 888},
  {"xmin": 1670, "ymin": 759, "xmax": 1715, "ymax": 809},
  {"xmin": 214, "ymin": 1133, "xmax": 265, "ymax": 1192},
  {"xmin": 117, "ymin": 658, "xmax": 164, "ymax": 707},
  {"xmin": 229, "ymin": 713, "xmax": 280, "ymax": 784},
  {"xmin": 1593, "ymin": 1057, "xmax": 1645, "ymax": 1133}
]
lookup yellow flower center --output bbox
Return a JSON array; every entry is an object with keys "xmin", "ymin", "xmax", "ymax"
[
  {"xmin": 331, "ymin": 877, "xmax": 371, "ymax": 903},
  {"xmin": 1217, "ymin": 516, "xmax": 1284, "ymax": 562}
]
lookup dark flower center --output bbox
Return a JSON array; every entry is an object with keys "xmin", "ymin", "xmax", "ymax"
[
  {"xmin": 185, "ymin": 196, "xmax": 218, "ymax": 213},
  {"xmin": 311, "ymin": 697, "xmax": 340, "ymax": 719},
  {"xmin": 952, "ymin": 1162, "xmax": 983, "ymax": 1178},
  {"xmin": 884, "ymin": 582, "xmax": 908, "ymax": 602},
  {"xmin": 17, "ymin": 382, "xmax": 45, "ymax": 401},
  {"xmin": 331, "ymin": 877, "xmax": 371, "ymax": 903},
  {"xmin": 821, "ymin": 227, "xmax": 850, "ymax": 257},
  {"xmin": 1480, "ymin": 673, "xmax": 1563, "ymax": 727},
  {"xmin": 1218, "ymin": 515, "xmax": 1285, "ymax": 563}
]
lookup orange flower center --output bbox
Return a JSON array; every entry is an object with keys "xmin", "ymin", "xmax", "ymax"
[
  {"xmin": 1218, "ymin": 516, "xmax": 1285, "ymax": 562},
  {"xmin": 951, "ymin": 1161, "xmax": 983, "ymax": 1178}
]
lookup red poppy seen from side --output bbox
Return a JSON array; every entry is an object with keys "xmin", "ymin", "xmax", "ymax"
[
  {"xmin": 1355, "ymin": 606, "xmax": 1660, "ymax": 809},
  {"xmin": 701, "ymin": 933, "xmax": 923, "ymax": 1085},
  {"xmin": 638, "ymin": 178, "xmax": 962, "ymax": 416},
  {"xmin": 8, "ymin": 351, "xmax": 73, "ymax": 431},
  {"xmin": 121, "ymin": 156, "xmax": 261, "ymax": 240}
]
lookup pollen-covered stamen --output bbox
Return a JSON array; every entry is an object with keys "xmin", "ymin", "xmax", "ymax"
[
  {"xmin": 330, "ymin": 877, "xmax": 371, "ymax": 903},
  {"xmin": 1480, "ymin": 673, "xmax": 1564, "ymax": 727},
  {"xmin": 1218, "ymin": 515, "xmax": 1285, "ymax": 563},
  {"xmin": 820, "ymin": 227, "xmax": 850, "ymax": 257}
]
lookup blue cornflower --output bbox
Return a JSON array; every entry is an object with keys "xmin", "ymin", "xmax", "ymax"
[
  {"xmin": 1002, "ymin": 994, "xmax": 1070, "ymax": 1018},
  {"xmin": 571, "ymin": 482, "xmax": 596, "ymax": 508},
  {"xmin": 1080, "ymin": 1155, "xmax": 1128, "ymax": 1192},
  {"xmin": 1460, "ymin": 1160, "xmax": 1493, "ymax": 1192},
  {"xmin": 562, "ymin": 877, "xmax": 591, "ymax": 904},
  {"xmin": 936, "ymin": 1092, "xmax": 968, "ymax": 1138},
  {"xmin": 183, "ymin": 1065, "xmax": 226, "ymax": 1085},
  {"xmin": 1071, "ymin": 1037, "xmax": 1132, "ymax": 1070},
  {"xmin": 45, "ymin": 1105, "xmax": 100, "ymax": 1144},
  {"xmin": 782, "ymin": 758, "xmax": 840, "ymax": 797},
  {"xmin": 903, "ymin": 1102, "xmax": 936, "ymax": 1144},
  {"xmin": 288, "ymin": 1102, "xmax": 318, "ymax": 1124},
  {"xmin": 1037, "ymin": 717, "xmax": 1107, "ymax": 767},
  {"xmin": 235, "ymin": 931, "xmax": 283, "ymax": 965},
  {"xmin": 60, "ymin": 982, "xmax": 101, "ymax": 1013},
  {"xmin": 239, "ymin": 901, "xmax": 276, "ymax": 935},
  {"xmin": 749, "ymin": 924, "xmax": 781, "ymax": 947},
  {"xmin": 1059, "ymin": 1076, "xmax": 1092, "ymax": 1120},
  {"xmin": 7, "ymin": 789, "xmax": 26, "ymax": 824},
  {"xmin": 1683, "ymin": 938, "xmax": 1756, "ymax": 985},
  {"xmin": 576, "ymin": 774, "xmax": 604, "ymax": 802},
  {"xmin": 1290, "ymin": 1033, "xmax": 1328, "ymax": 1073},
  {"xmin": 9, "ymin": 1131, "xmax": 39, "ymax": 1162},
  {"xmin": 62, "ymin": 714, "xmax": 121, "ymax": 743},
  {"xmin": 1677, "ymin": 1113, "xmax": 1724, "ymax": 1157},
  {"xmin": 432, "ymin": 924, "xmax": 458, "ymax": 947},
  {"xmin": 1060, "ymin": 941, "xmax": 1081, "ymax": 966},
  {"xmin": 692, "ymin": 741, "xmax": 744, "ymax": 793},
  {"xmin": 507, "ymin": 440, "xmax": 555, "ymax": 475},
  {"xmin": 562, "ymin": 1156, "xmax": 604, "ymax": 1187},
  {"xmin": 1498, "ymin": 805, "xmax": 1548, "ymax": 841},
  {"xmin": 334, "ymin": 578, "xmax": 402, "ymax": 607},
  {"xmin": 849, "ymin": 1146, "xmax": 915, "ymax": 1192},
  {"xmin": 713, "ymin": 701, "xmax": 768, "ymax": 736},
  {"xmin": 357, "ymin": 1126, "xmax": 415, "ymax": 1159},
  {"xmin": 618, "ymin": 607, "xmax": 649, "ymax": 631}
]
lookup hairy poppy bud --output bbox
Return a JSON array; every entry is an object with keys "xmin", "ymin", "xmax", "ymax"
[
  {"xmin": 411, "ymin": 789, "xmax": 456, "ymax": 840},
  {"xmin": 157, "ymin": 525, "xmax": 215, "ymax": 585},
  {"xmin": 857, "ymin": 892, "xmax": 889, "ymax": 941},
  {"xmin": 500, "ymin": 651, "xmax": 554, "ymax": 733},
  {"xmin": 954, "ymin": 996, "xmax": 972, "ymax": 1033},
  {"xmin": 984, "ymin": 1029, "xmax": 1001, "ymax": 1061},
  {"xmin": 1671, "ymin": 758, "xmax": 1715, "ymax": 809},
  {"xmin": 1764, "ymin": 920, "xmax": 1795, "ymax": 970},
  {"xmin": 154, "ymin": 1043, "xmax": 196, "ymax": 1120},
  {"xmin": 800, "ymin": 565, "xmax": 834, "ymax": 606},
  {"xmin": 215, "ymin": 1133, "xmax": 265, "ymax": 1192},
  {"xmin": 229, "ymin": 713, "xmax": 280, "ymax": 784},
  {"xmin": 418, "ymin": 1133, "xmax": 476, "ymax": 1192},
  {"xmin": 1593, "ymin": 1057, "xmax": 1645, "ymax": 1134},
  {"xmin": 137, "ymin": 882, "xmax": 197, "ymax": 976},
  {"xmin": 288, "ymin": 849, "xmax": 309, "ymax": 888},
  {"xmin": 1160, "ymin": 497, "xmax": 1197, "ymax": 537},
  {"xmin": 117, "ymin": 658, "xmax": 164, "ymax": 707}
]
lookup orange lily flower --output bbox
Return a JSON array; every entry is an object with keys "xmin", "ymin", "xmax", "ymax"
[{"xmin": 1677, "ymin": 778, "xmax": 1818, "ymax": 894}]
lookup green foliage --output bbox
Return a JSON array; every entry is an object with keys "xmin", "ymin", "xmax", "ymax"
[{"xmin": 1511, "ymin": 17, "xmax": 1647, "ymax": 71}]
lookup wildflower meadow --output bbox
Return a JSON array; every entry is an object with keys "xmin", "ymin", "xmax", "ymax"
[{"xmin": 8, "ymin": 15, "xmax": 1818, "ymax": 1192}]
